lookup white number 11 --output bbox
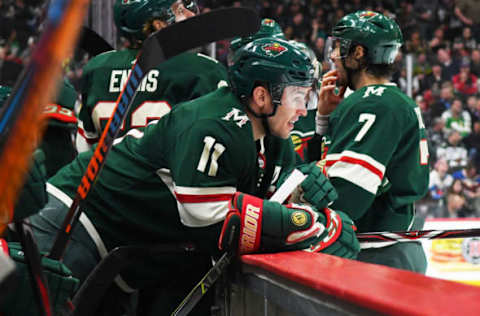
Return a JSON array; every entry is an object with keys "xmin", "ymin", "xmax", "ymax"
[{"xmin": 197, "ymin": 136, "xmax": 226, "ymax": 176}]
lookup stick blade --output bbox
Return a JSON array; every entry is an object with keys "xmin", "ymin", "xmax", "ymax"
[{"xmin": 140, "ymin": 7, "xmax": 260, "ymax": 70}]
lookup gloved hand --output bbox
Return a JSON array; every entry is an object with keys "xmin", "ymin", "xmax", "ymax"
[
  {"xmin": 289, "ymin": 162, "xmax": 337, "ymax": 210},
  {"xmin": 305, "ymin": 207, "xmax": 360, "ymax": 259},
  {"xmin": 219, "ymin": 192, "xmax": 360, "ymax": 259}
]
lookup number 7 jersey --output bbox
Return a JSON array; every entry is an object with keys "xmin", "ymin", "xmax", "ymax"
[
  {"xmin": 322, "ymin": 84, "xmax": 429, "ymax": 232},
  {"xmin": 76, "ymin": 49, "xmax": 228, "ymax": 152}
]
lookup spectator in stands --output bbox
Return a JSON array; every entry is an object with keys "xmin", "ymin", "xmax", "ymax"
[
  {"xmin": 465, "ymin": 95, "xmax": 480, "ymax": 123},
  {"xmin": 398, "ymin": 67, "xmax": 420, "ymax": 96},
  {"xmin": 459, "ymin": 26, "xmax": 477, "ymax": 53},
  {"xmin": 452, "ymin": 60, "xmax": 478, "ymax": 96},
  {"xmin": 413, "ymin": 0, "xmax": 438, "ymax": 40},
  {"xmin": 454, "ymin": 0, "xmax": 480, "ymax": 38},
  {"xmin": 452, "ymin": 161, "xmax": 480, "ymax": 211},
  {"xmin": 429, "ymin": 158, "xmax": 454, "ymax": 202},
  {"xmin": 427, "ymin": 117, "xmax": 447, "ymax": 163},
  {"xmin": 437, "ymin": 130, "xmax": 469, "ymax": 172},
  {"xmin": 422, "ymin": 62, "xmax": 445, "ymax": 97},
  {"xmin": 441, "ymin": 97, "xmax": 471, "ymax": 137},
  {"xmin": 443, "ymin": 191, "xmax": 471, "ymax": 218},
  {"xmin": 437, "ymin": 47, "xmax": 459, "ymax": 81},
  {"xmin": 429, "ymin": 26, "xmax": 449, "ymax": 52},
  {"xmin": 463, "ymin": 121, "xmax": 480, "ymax": 170},
  {"xmin": 397, "ymin": 1, "xmax": 416, "ymax": 37},
  {"xmin": 289, "ymin": 11, "xmax": 309, "ymax": 42},
  {"xmin": 469, "ymin": 49, "xmax": 480, "ymax": 77},
  {"xmin": 414, "ymin": 53, "xmax": 431, "ymax": 89},
  {"xmin": 405, "ymin": 30, "xmax": 428, "ymax": 55},
  {"xmin": 430, "ymin": 82, "xmax": 454, "ymax": 120},
  {"xmin": 310, "ymin": 16, "xmax": 328, "ymax": 47}
]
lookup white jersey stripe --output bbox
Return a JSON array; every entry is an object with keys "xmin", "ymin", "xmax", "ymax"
[
  {"xmin": 326, "ymin": 150, "xmax": 385, "ymax": 175},
  {"xmin": 179, "ymin": 200, "xmax": 230, "ymax": 227},
  {"xmin": 156, "ymin": 169, "xmax": 235, "ymax": 227},
  {"xmin": 327, "ymin": 161, "xmax": 382, "ymax": 194},
  {"xmin": 175, "ymin": 185, "xmax": 236, "ymax": 195}
]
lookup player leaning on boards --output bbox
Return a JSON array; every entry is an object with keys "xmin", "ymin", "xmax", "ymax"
[
  {"xmin": 76, "ymin": 0, "xmax": 228, "ymax": 152},
  {"xmin": 12, "ymin": 38, "xmax": 359, "ymax": 315},
  {"xmin": 307, "ymin": 11, "xmax": 429, "ymax": 272}
]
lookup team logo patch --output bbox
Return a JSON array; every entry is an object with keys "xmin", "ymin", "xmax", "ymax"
[
  {"xmin": 262, "ymin": 19, "xmax": 275, "ymax": 27},
  {"xmin": 262, "ymin": 42, "xmax": 287, "ymax": 57},
  {"xmin": 291, "ymin": 211, "xmax": 307, "ymax": 227},
  {"xmin": 359, "ymin": 11, "xmax": 378, "ymax": 18},
  {"xmin": 462, "ymin": 237, "xmax": 480, "ymax": 264}
]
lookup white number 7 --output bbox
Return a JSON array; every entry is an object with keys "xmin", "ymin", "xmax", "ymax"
[
  {"xmin": 355, "ymin": 113, "xmax": 376, "ymax": 142},
  {"xmin": 197, "ymin": 136, "xmax": 226, "ymax": 176}
]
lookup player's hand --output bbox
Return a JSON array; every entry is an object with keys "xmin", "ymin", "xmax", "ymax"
[
  {"xmin": 317, "ymin": 69, "xmax": 346, "ymax": 115},
  {"xmin": 305, "ymin": 207, "xmax": 360, "ymax": 259},
  {"xmin": 290, "ymin": 162, "xmax": 337, "ymax": 210}
]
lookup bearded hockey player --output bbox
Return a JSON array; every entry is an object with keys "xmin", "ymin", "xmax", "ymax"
[
  {"xmin": 76, "ymin": 0, "xmax": 228, "ymax": 152},
  {"xmin": 310, "ymin": 11, "xmax": 429, "ymax": 272}
]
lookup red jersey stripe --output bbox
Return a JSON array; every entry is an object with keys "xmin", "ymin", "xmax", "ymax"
[{"xmin": 175, "ymin": 192, "xmax": 233, "ymax": 203}]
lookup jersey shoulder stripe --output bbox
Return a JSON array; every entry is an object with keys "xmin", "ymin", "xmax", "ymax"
[{"xmin": 326, "ymin": 150, "xmax": 385, "ymax": 194}]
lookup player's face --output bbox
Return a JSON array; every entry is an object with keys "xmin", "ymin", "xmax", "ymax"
[
  {"xmin": 330, "ymin": 44, "xmax": 348, "ymax": 87},
  {"xmin": 172, "ymin": 0, "xmax": 198, "ymax": 22},
  {"xmin": 268, "ymin": 85, "xmax": 310, "ymax": 138}
]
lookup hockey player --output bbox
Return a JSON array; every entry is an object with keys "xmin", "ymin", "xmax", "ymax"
[
  {"xmin": 227, "ymin": 19, "xmax": 321, "ymax": 163},
  {"xmin": 17, "ymin": 38, "xmax": 359, "ymax": 315},
  {"xmin": 76, "ymin": 0, "xmax": 228, "ymax": 152},
  {"xmin": 309, "ymin": 11, "xmax": 429, "ymax": 272}
]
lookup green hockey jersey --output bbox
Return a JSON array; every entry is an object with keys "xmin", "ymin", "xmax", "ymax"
[
  {"xmin": 50, "ymin": 87, "xmax": 295, "ymax": 252},
  {"xmin": 76, "ymin": 49, "xmax": 228, "ymax": 151},
  {"xmin": 322, "ymin": 84, "xmax": 429, "ymax": 232}
]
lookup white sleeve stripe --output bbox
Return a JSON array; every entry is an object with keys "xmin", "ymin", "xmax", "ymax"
[
  {"xmin": 174, "ymin": 185, "xmax": 236, "ymax": 195},
  {"xmin": 326, "ymin": 150, "xmax": 385, "ymax": 175},
  {"xmin": 327, "ymin": 161, "xmax": 381, "ymax": 194},
  {"xmin": 179, "ymin": 200, "xmax": 230, "ymax": 227}
]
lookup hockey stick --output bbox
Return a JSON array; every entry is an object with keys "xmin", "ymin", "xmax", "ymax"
[
  {"xmin": 171, "ymin": 170, "xmax": 306, "ymax": 316},
  {"xmin": 357, "ymin": 227, "xmax": 480, "ymax": 243},
  {"xmin": 0, "ymin": 0, "xmax": 89, "ymax": 234},
  {"xmin": 0, "ymin": 1, "xmax": 89, "ymax": 315},
  {"xmin": 15, "ymin": 220, "xmax": 53, "ymax": 316},
  {"xmin": 48, "ymin": 7, "xmax": 260, "ymax": 260},
  {"xmin": 78, "ymin": 27, "xmax": 113, "ymax": 56},
  {"xmin": 172, "ymin": 251, "xmax": 233, "ymax": 316},
  {"xmin": 70, "ymin": 243, "xmax": 197, "ymax": 316}
]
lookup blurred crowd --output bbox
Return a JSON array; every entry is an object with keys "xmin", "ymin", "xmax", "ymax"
[{"xmin": 1, "ymin": 0, "xmax": 480, "ymax": 220}]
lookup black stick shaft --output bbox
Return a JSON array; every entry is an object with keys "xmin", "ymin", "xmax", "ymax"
[{"xmin": 357, "ymin": 228, "xmax": 480, "ymax": 243}]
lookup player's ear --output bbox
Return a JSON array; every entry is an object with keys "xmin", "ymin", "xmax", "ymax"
[
  {"xmin": 252, "ymin": 85, "xmax": 271, "ymax": 112},
  {"xmin": 353, "ymin": 45, "xmax": 365, "ymax": 61}
]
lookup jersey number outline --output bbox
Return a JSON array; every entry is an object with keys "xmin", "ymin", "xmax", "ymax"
[
  {"xmin": 92, "ymin": 101, "xmax": 171, "ymax": 132},
  {"xmin": 197, "ymin": 136, "xmax": 226, "ymax": 177}
]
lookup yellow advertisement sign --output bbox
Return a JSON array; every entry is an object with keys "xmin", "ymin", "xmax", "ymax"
[{"xmin": 423, "ymin": 219, "xmax": 480, "ymax": 286}]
